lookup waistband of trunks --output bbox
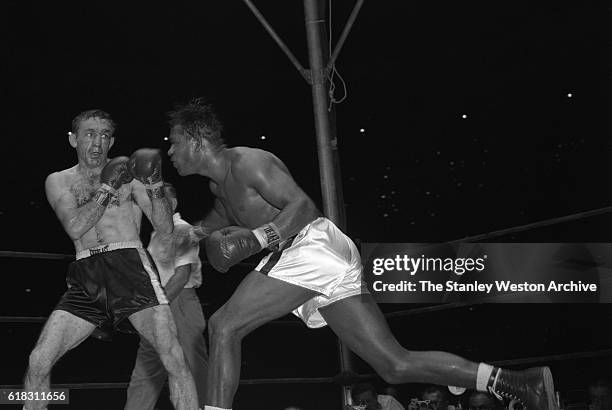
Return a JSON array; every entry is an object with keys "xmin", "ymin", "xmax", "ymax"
[
  {"xmin": 76, "ymin": 241, "xmax": 143, "ymax": 260},
  {"xmin": 268, "ymin": 234, "xmax": 297, "ymax": 253}
]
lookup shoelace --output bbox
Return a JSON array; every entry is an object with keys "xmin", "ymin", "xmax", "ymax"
[
  {"xmin": 488, "ymin": 371, "xmax": 526, "ymax": 408},
  {"xmin": 488, "ymin": 386, "xmax": 526, "ymax": 408}
]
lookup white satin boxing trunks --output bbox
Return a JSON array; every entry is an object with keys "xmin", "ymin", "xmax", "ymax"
[{"xmin": 255, "ymin": 217, "xmax": 366, "ymax": 328}]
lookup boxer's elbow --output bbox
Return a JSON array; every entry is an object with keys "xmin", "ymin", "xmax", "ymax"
[
  {"xmin": 66, "ymin": 226, "xmax": 82, "ymax": 241},
  {"xmin": 151, "ymin": 209, "xmax": 175, "ymax": 235},
  {"xmin": 156, "ymin": 220, "xmax": 174, "ymax": 235},
  {"xmin": 64, "ymin": 217, "xmax": 89, "ymax": 241},
  {"xmin": 295, "ymin": 196, "xmax": 320, "ymax": 222}
]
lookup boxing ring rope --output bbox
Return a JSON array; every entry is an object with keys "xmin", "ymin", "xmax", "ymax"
[
  {"xmin": 3, "ymin": 203, "xmax": 611, "ymax": 326},
  {"xmin": 449, "ymin": 205, "xmax": 612, "ymax": 244},
  {"xmin": 2, "ymin": 349, "xmax": 612, "ymax": 391},
  {"xmin": 0, "ymin": 377, "xmax": 341, "ymax": 390},
  {"xmin": 2, "ymin": 204, "xmax": 612, "ymax": 393},
  {"xmin": 4, "ymin": 203, "xmax": 611, "ymax": 262},
  {"xmin": 0, "ymin": 302, "xmax": 504, "ymax": 324}
]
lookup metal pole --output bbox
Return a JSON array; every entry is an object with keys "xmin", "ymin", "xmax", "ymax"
[
  {"xmin": 327, "ymin": 0, "xmax": 365, "ymax": 71},
  {"xmin": 243, "ymin": 0, "xmax": 310, "ymax": 82},
  {"xmin": 242, "ymin": 0, "xmax": 310, "ymax": 83},
  {"xmin": 303, "ymin": 1, "xmax": 353, "ymax": 407},
  {"xmin": 304, "ymin": 0, "xmax": 340, "ymax": 224}
]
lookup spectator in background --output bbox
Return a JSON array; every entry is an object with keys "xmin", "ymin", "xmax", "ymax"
[
  {"xmin": 125, "ymin": 183, "xmax": 208, "ymax": 409},
  {"xmin": 382, "ymin": 386, "xmax": 403, "ymax": 403},
  {"xmin": 350, "ymin": 382, "xmax": 406, "ymax": 410},
  {"xmin": 589, "ymin": 379, "xmax": 612, "ymax": 410},
  {"xmin": 421, "ymin": 385, "xmax": 450, "ymax": 410},
  {"xmin": 468, "ymin": 391, "xmax": 504, "ymax": 410}
]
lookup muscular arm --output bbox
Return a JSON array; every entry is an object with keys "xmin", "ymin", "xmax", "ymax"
[
  {"xmin": 165, "ymin": 223, "xmax": 199, "ymax": 300},
  {"xmin": 194, "ymin": 199, "xmax": 231, "ymax": 238},
  {"xmin": 163, "ymin": 264, "xmax": 191, "ymax": 302},
  {"xmin": 45, "ymin": 173, "xmax": 106, "ymax": 240},
  {"xmin": 237, "ymin": 153, "xmax": 321, "ymax": 239},
  {"xmin": 131, "ymin": 180, "xmax": 174, "ymax": 234}
]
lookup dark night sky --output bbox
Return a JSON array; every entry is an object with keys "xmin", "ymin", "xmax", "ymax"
[
  {"xmin": 2, "ymin": 1, "xmax": 612, "ymax": 405},
  {"xmin": 3, "ymin": 1, "xmax": 611, "ymax": 252}
]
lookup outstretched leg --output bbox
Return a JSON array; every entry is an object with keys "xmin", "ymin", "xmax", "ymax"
[
  {"xmin": 206, "ymin": 271, "xmax": 317, "ymax": 409},
  {"xmin": 24, "ymin": 310, "xmax": 96, "ymax": 410},
  {"xmin": 320, "ymin": 294, "xmax": 478, "ymax": 386},
  {"xmin": 320, "ymin": 294, "xmax": 557, "ymax": 409},
  {"xmin": 129, "ymin": 304, "xmax": 198, "ymax": 410}
]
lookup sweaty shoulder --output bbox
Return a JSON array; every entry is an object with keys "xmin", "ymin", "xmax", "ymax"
[
  {"xmin": 46, "ymin": 166, "xmax": 71, "ymax": 183},
  {"xmin": 45, "ymin": 166, "xmax": 76, "ymax": 193},
  {"xmin": 230, "ymin": 147, "xmax": 287, "ymax": 180},
  {"xmin": 45, "ymin": 167, "xmax": 77, "ymax": 208}
]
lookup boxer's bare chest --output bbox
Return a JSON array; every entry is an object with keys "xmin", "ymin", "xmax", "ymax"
[
  {"xmin": 67, "ymin": 172, "xmax": 131, "ymax": 208},
  {"xmin": 209, "ymin": 176, "xmax": 275, "ymax": 228}
]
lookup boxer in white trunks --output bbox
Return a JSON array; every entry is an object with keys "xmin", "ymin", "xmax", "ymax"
[{"xmin": 166, "ymin": 98, "xmax": 559, "ymax": 410}]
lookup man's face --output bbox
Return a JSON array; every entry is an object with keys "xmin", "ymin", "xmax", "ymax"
[
  {"xmin": 167, "ymin": 125, "xmax": 198, "ymax": 176},
  {"xmin": 354, "ymin": 390, "xmax": 381, "ymax": 410},
  {"xmin": 71, "ymin": 117, "xmax": 114, "ymax": 168},
  {"xmin": 422, "ymin": 391, "xmax": 448, "ymax": 410}
]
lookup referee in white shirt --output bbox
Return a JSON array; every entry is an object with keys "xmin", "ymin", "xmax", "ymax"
[{"xmin": 125, "ymin": 182, "xmax": 208, "ymax": 409}]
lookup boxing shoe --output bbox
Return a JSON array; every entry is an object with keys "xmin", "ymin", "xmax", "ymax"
[{"xmin": 488, "ymin": 366, "xmax": 558, "ymax": 410}]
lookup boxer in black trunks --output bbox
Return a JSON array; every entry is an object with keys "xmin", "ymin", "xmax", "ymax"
[
  {"xmin": 23, "ymin": 109, "xmax": 198, "ymax": 410},
  {"xmin": 167, "ymin": 99, "xmax": 558, "ymax": 410}
]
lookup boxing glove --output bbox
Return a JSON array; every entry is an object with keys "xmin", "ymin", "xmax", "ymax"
[
  {"xmin": 93, "ymin": 156, "xmax": 133, "ymax": 207},
  {"xmin": 205, "ymin": 226, "xmax": 263, "ymax": 273},
  {"xmin": 128, "ymin": 148, "xmax": 163, "ymax": 189}
]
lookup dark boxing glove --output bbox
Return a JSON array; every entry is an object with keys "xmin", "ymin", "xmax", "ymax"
[
  {"xmin": 205, "ymin": 223, "xmax": 282, "ymax": 272},
  {"xmin": 93, "ymin": 156, "xmax": 133, "ymax": 207},
  {"xmin": 205, "ymin": 227, "xmax": 262, "ymax": 273},
  {"xmin": 128, "ymin": 148, "xmax": 164, "ymax": 197}
]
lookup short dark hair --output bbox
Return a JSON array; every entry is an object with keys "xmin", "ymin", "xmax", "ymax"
[
  {"xmin": 167, "ymin": 97, "xmax": 224, "ymax": 147},
  {"xmin": 351, "ymin": 382, "xmax": 377, "ymax": 400},
  {"xmin": 71, "ymin": 109, "xmax": 117, "ymax": 135}
]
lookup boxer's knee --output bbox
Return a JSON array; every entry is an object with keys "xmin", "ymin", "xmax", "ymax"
[
  {"xmin": 158, "ymin": 338, "xmax": 189, "ymax": 376},
  {"xmin": 27, "ymin": 347, "xmax": 54, "ymax": 378},
  {"xmin": 207, "ymin": 310, "xmax": 216, "ymax": 337},
  {"xmin": 208, "ymin": 309, "xmax": 241, "ymax": 345},
  {"xmin": 379, "ymin": 363, "xmax": 407, "ymax": 384},
  {"xmin": 377, "ymin": 354, "xmax": 417, "ymax": 384},
  {"xmin": 144, "ymin": 319, "xmax": 188, "ymax": 377}
]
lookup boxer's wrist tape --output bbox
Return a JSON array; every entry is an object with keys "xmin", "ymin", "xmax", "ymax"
[
  {"xmin": 145, "ymin": 181, "xmax": 165, "ymax": 199},
  {"xmin": 144, "ymin": 180, "xmax": 164, "ymax": 190},
  {"xmin": 251, "ymin": 222, "xmax": 281, "ymax": 249},
  {"xmin": 476, "ymin": 362, "xmax": 495, "ymax": 391},
  {"xmin": 93, "ymin": 184, "xmax": 116, "ymax": 207}
]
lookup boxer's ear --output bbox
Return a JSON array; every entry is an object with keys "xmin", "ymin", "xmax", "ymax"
[{"xmin": 68, "ymin": 131, "xmax": 77, "ymax": 148}]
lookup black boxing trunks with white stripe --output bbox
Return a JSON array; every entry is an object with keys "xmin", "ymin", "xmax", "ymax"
[{"xmin": 55, "ymin": 241, "xmax": 168, "ymax": 340}]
